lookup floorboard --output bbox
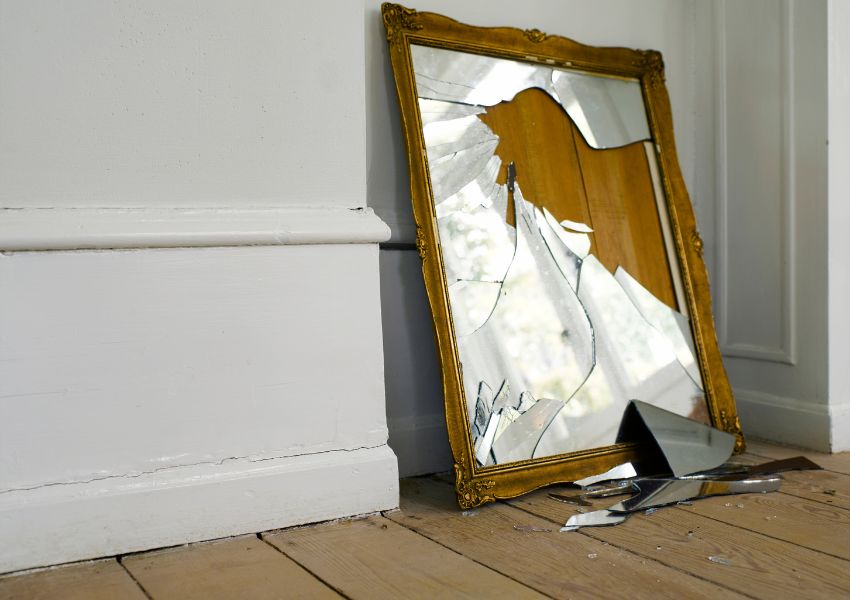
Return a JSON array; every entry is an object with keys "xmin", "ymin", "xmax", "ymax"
[
  {"xmin": 0, "ymin": 559, "xmax": 147, "ymax": 600},
  {"xmin": 122, "ymin": 535, "xmax": 339, "ymax": 600},
  {"xmin": 264, "ymin": 515, "xmax": 546, "ymax": 600}
]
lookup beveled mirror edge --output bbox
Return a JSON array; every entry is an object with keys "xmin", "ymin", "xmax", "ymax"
[{"xmin": 381, "ymin": 2, "xmax": 744, "ymax": 509}]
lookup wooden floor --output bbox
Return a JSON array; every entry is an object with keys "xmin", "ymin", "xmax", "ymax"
[{"xmin": 3, "ymin": 440, "xmax": 850, "ymax": 599}]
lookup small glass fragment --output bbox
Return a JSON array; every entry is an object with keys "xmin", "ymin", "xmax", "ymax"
[
  {"xmin": 644, "ymin": 508, "xmax": 659, "ymax": 515},
  {"xmin": 656, "ymin": 546, "xmax": 662, "ymax": 550},
  {"xmin": 736, "ymin": 503, "xmax": 744, "ymax": 509},
  {"xmin": 548, "ymin": 492, "xmax": 592, "ymax": 507},
  {"xmin": 562, "ymin": 509, "xmax": 628, "ymax": 531},
  {"xmin": 575, "ymin": 463, "xmax": 637, "ymax": 487},
  {"xmin": 708, "ymin": 556, "xmax": 732, "ymax": 566},
  {"xmin": 560, "ymin": 219, "xmax": 594, "ymax": 233},
  {"xmin": 581, "ymin": 480, "xmax": 636, "ymax": 498},
  {"xmin": 462, "ymin": 510, "xmax": 479, "ymax": 517},
  {"xmin": 587, "ymin": 553, "xmax": 598, "ymax": 559},
  {"xmin": 513, "ymin": 524, "xmax": 552, "ymax": 533},
  {"xmin": 724, "ymin": 502, "xmax": 732, "ymax": 507}
]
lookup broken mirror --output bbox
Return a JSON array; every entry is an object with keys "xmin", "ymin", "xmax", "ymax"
[{"xmin": 383, "ymin": 4, "xmax": 742, "ymax": 507}]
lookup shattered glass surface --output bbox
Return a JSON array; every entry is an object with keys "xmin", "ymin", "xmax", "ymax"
[
  {"xmin": 411, "ymin": 45, "xmax": 650, "ymax": 150},
  {"xmin": 411, "ymin": 45, "xmax": 708, "ymax": 467}
]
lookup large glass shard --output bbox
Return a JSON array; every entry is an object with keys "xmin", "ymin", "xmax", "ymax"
[
  {"xmin": 435, "ymin": 157, "xmax": 503, "ymax": 219},
  {"xmin": 428, "ymin": 138, "xmax": 499, "ymax": 202},
  {"xmin": 615, "ymin": 268, "xmax": 702, "ymax": 389},
  {"xmin": 616, "ymin": 400, "xmax": 735, "ymax": 477},
  {"xmin": 576, "ymin": 256, "xmax": 703, "ymax": 417},
  {"xmin": 550, "ymin": 69, "xmax": 650, "ymax": 149},
  {"xmin": 410, "ymin": 45, "xmax": 651, "ymax": 150},
  {"xmin": 606, "ymin": 477, "xmax": 782, "ymax": 513}
]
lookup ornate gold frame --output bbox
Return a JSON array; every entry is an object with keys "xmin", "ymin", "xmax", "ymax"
[{"xmin": 381, "ymin": 3, "xmax": 744, "ymax": 508}]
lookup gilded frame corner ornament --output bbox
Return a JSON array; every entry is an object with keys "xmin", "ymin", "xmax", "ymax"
[
  {"xmin": 381, "ymin": 4, "xmax": 743, "ymax": 506},
  {"xmin": 382, "ymin": 2, "xmax": 423, "ymax": 47}
]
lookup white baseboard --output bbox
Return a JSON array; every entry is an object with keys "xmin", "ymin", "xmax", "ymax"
[
  {"xmin": 734, "ymin": 388, "xmax": 831, "ymax": 452},
  {"xmin": 0, "ymin": 206, "xmax": 390, "ymax": 251},
  {"xmin": 830, "ymin": 402, "xmax": 850, "ymax": 452},
  {"xmin": 0, "ymin": 445, "xmax": 399, "ymax": 574}
]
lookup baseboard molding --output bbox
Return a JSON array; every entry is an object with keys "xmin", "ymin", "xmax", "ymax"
[
  {"xmin": 830, "ymin": 402, "xmax": 850, "ymax": 453},
  {"xmin": 387, "ymin": 414, "xmax": 453, "ymax": 478},
  {"xmin": 0, "ymin": 207, "xmax": 390, "ymax": 251},
  {"xmin": 734, "ymin": 388, "xmax": 831, "ymax": 452},
  {"xmin": 0, "ymin": 445, "xmax": 399, "ymax": 574}
]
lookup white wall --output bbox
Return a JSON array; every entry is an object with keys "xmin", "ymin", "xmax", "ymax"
[
  {"xmin": 0, "ymin": 0, "xmax": 397, "ymax": 573},
  {"xmin": 0, "ymin": 1, "xmax": 365, "ymax": 208},
  {"xmin": 366, "ymin": 0, "xmax": 718, "ymax": 475},
  {"xmin": 828, "ymin": 0, "xmax": 850, "ymax": 451},
  {"xmin": 713, "ymin": 0, "xmax": 833, "ymax": 450}
]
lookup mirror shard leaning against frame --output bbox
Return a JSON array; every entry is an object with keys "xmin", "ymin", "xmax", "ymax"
[{"xmin": 382, "ymin": 3, "xmax": 744, "ymax": 508}]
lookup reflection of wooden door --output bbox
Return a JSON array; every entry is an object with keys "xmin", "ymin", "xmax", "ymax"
[{"xmin": 479, "ymin": 88, "xmax": 677, "ymax": 309}]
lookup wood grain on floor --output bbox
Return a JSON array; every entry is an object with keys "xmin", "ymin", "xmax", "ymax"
[
  {"xmin": 121, "ymin": 535, "xmax": 340, "ymax": 600},
  {"xmin": 2, "ymin": 443, "xmax": 849, "ymax": 599},
  {"xmin": 0, "ymin": 560, "xmax": 147, "ymax": 600}
]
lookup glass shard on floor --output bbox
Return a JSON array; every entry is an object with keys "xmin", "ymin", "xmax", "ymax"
[{"xmin": 606, "ymin": 477, "xmax": 781, "ymax": 513}]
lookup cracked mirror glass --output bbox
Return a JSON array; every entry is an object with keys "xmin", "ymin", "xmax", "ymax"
[
  {"xmin": 411, "ymin": 45, "xmax": 650, "ymax": 149},
  {"xmin": 411, "ymin": 44, "xmax": 708, "ymax": 467}
]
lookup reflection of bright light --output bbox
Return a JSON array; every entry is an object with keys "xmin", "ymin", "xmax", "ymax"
[
  {"xmin": 550, "ymin": 71, "xmax": 599, "ymax": 147},
  {"xmin": 471, "ymin": 60, "xmax": 544, "ymax": 104}
]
